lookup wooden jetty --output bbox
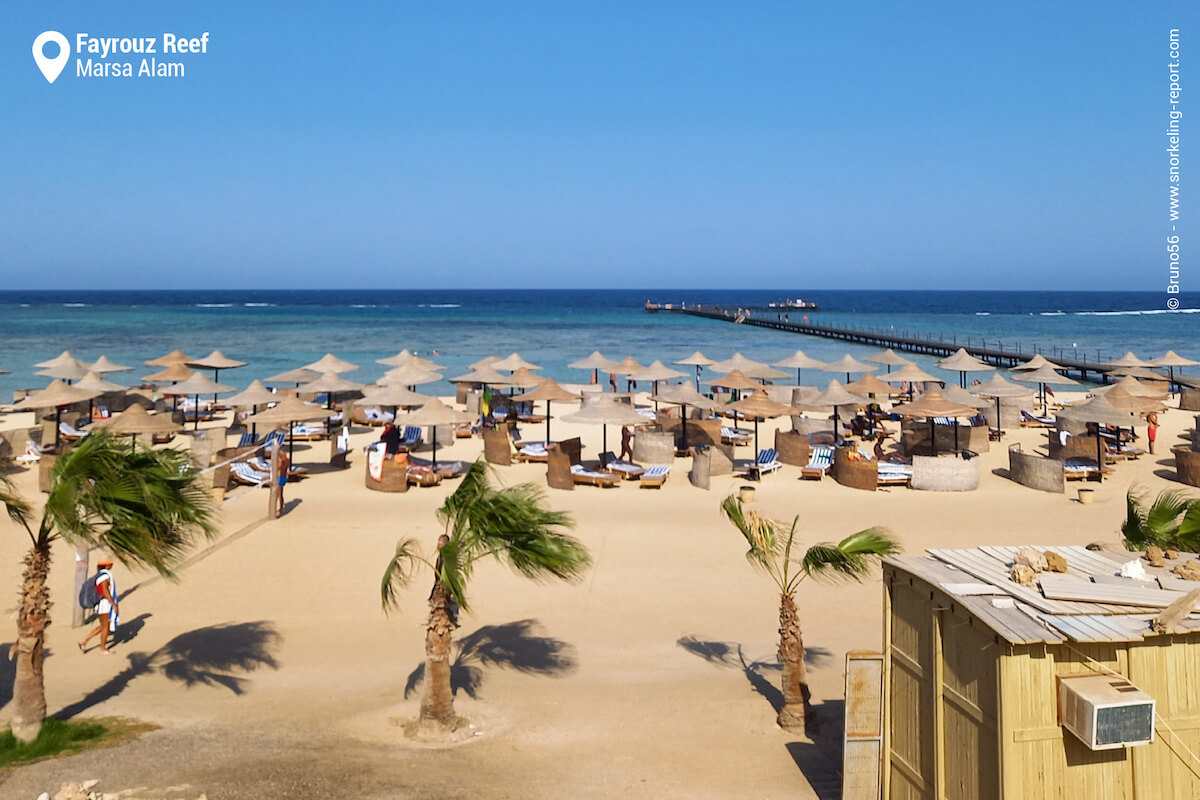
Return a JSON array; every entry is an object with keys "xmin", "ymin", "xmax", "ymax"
[{"xmin": 650, "ymin": 303, "xmax": 1121, "ymax": 381}]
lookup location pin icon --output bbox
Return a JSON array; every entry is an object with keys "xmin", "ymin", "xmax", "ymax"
[{"xmin": 33, "ymin": 31, "xmax": 70, "ymax": 83}]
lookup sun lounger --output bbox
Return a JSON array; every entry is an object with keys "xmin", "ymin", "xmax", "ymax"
[
  {"xmin": 59, "ymin": 421, "xmax": 89, "ymax": 441},
  {"xmin": 15, "ymin": 440, "xmax": 42, "ymax": 466},
  {"xmin": 398, "ymin": 425, "xmax": 422, "ymax": 451},
  {"xmin": 1064, "ymin": 458, "xmax": 1112, "ymax": 481},
  {"xmin": 231, "ymin": 462, "xmax": 270, "ymax": 487},
  {"xmin": 1020, "ymin": 410, "xmax": 1055, "ymax": 428},
  {"xmin": 876, "ymin": 461, "xmax": 913, "ymax": 486},
  {"xmin": 249, "ymin": 456, "xmax": 309, "ymax": 478},
  {"xmin": 605, "ymin": 458, "xmax": 646, "ymax": 479},
  {"xmin": 515, "ymin": 442, "xmax": 549, "ymax": 463},
  {"xmin": 570, "ymin": 464, "xmax": 621, "ymax": 487},
  {"xmin": 361, "ymin": 408, "xmax": 395, "ymax": 426},
  {"xmin": 639, "ymin": 464, "xmax": 671, "ymax": 488},
  {"xmin": 263, "ymin": 430, "xmax": 287, "ymax": 451},
  {"xmin": 721, "ymin": 426, "xmax": 753, "ymax": 445},
  {"xmin": 743, "ymin": 449, "xmax": 781, "ymax": 479},
  {"xmin": 801, "ymin": 446, "xmax": 834, "ymax": 480},
  {"xmin": 289, "ymin": 424, "xmax": 328, "ymax": 441},
  {"xmin": 236, "ymin": 432, "xmax": 259, "ymax": 448}
]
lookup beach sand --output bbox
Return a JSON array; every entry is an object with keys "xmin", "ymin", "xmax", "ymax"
[{"xmin": 1, "ymin": 393, "xmax": 1195, "ymax": 799}]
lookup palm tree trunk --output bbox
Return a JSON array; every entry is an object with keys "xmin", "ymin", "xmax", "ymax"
[
  {"xmin": 777, "ymin": 591, "xmax": 811, "ymax": 732},
  {"xmin": 11, "ymin": 543, "xmax": 52, "ymax": 742},
  {"xmin": 419, "ymin": 577, "xmax": 457, "ymax": 729}
]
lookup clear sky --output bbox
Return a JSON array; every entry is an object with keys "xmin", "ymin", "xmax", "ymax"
[{"xmin": 2, "ymin": 2, "xmax": 1194, "ymax": 290}]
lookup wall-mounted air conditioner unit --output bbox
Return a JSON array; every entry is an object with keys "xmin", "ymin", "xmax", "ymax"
[{"xmin": 1058, "ymin": 674, "xmax": 1155, "ymax": 751}]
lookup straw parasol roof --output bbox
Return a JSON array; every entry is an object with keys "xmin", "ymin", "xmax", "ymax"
[
  {"xmin": 1013, "ymin": 365, "xmax": 1078, "ymax": 386},
  {"xmin": 938, "ymin": 348, "xmax": 996, "ymax": 373},
  {"xmin": 378, "ymin": 365, "xmax": 443, "ymax": 387},
  {"xmin": 188, "ymin": 350, "xmax": 247, "ymax": 370},
  {"xmin": 142, "ymin": 363, "xmax": 195, "ymax": 383},
  {"xmin": 890, "ymin": 389, "xmax": 979, "ymax": 419},
  {"xmin": 75, "ymin": 371, "xmax": 127, "ymax": 394},
  {"xmin": 651, "ymin": 383, "xmax": 719, "ymax": 409},
  {"xmin": 1105, "ymin": 366, "xmax": 1168, "ymax": 381},
  {"xmin": 145, "ymin": 349, "xmax": 193, "ymax": 367},
  {"xmin": 223, "ymin": 380, "xmax": 281, "ymax": 407},
  {"xmin": 296, "ymin": 372, "xmax": 365, "ymax": 395},
  {"xmin": 611, "ymin": 356, "xmax": 645, "ymax": 376},
  {"xmin": 512, "ymin": 379, "xmax": 582, "ymax": 404},
  {"xmin": 450, "ymin": 365, "xmax": 512, "ymax": 386},
  {"xmin": 506, "ymin": 367, "xmax": 544, "ymax": 389},
  {"xmin": 773, "ymin": 350, "xmax": 827, "ymax": 370},
  {"xmin": 93, "ymin": 404, "xmax": 182, "ymax": 437},
  {"xmin": 629, "ymin": 360, "xmax": 688, "ymax": 383},
  {"xmin": 355, "ymin": 385, "xmax": 431, "ymax": 408},
  {"xmin": 1012, "ymin": 354, "xmax": 1062, "ymax": 371},
  {"xmin": 1149, "ymin": 350, "xmax": 1200, "ymax": 368},
  {"xmin": 302, "ymin": 353, "xmax": 359, "ymax": 374},
  {"xmin": 726, "ymin": 390, "xmax": 795, "ymax": 420},
  {"xmin": 940, "ymin": 384, "xmax": 991, "ymax": 409},
  {"xmin": 569, "ymin": 351, "xmax": 621, "ymax": 372},
  {"xmin": 265, "ymin": 367, "xmax": 321, "ymax": 385},
  {"xmin": 971, "ymin": 373, "xmax": 1036, "ymax": 399},
  {"xmin": 796, "ymin": 380, "xmax": 868, "ymax": 410},
  {"xmin": 561, "ymin": 396, "xmax": 653, "ymax": 427},
  {"xmin": 403, "ymin": 398, "xmax": 476, "ymax": 427},
  {"xmin": 845, "ymin": 374, "xmax": 898, "ymax": 396},
  {"xmin": 703, "ymin": 369, "xmax": 762, "ymax": 391},
  {"xmin": 821, "ymin": 354, "xmax": 876, "ymax": 375},
  {"xmin": 377, "ymin": 350, "xmax": 443, "ymax": 370},
  {"xmin": 14, "ymin": 380, "xmax": 102, "ymax": 410},
  {"xmin": 864, "ymin": 348, "xmax": 911, "ymax": 367},
  {"xmin": 87, "ymin": 355, "xmax": 133, "ymax": 374},
  {"xmin": 161, "ymin": 373, "xmax": 235, "ymax": 397},
  {"xmin": 708, "ymin": 353, "xmax": 764, "ymax": 373},
  {"xmin": 35, "ymin": 350, "xmax": 86, "ymax": 370},
  {"xmin": 1102, "ymin": 386, "xmax": 1168, "ymax": 414},
  {"xmin": 469, "ymin": 355, "xmax": 502, "ymax": 370},
  {"xmin": 246, "ymin": 396, "xmax": 335, "ymax": 426},
  {"xmin": 675, "ymin": 351, "xmax": 714, "ymax": 366},
  {"xmin": 1057, "ymin": 393, "xmax": 1139, "ymax": 427},
  {"xmin": 1103, "ymin": 351, "xmax": 1151, "ymax": 369},
  {"xmin": 880, "ymin": 362, "xmax": 940, "ymax": 385},
  {"xmin": 492, "ymin": 353, "xmax": 543, "ymax": 372},
  {"xmin": 1091, "ymin": 376, "xmax": 1168, "ymax": 400},
  {"xmin": 37, "ymin": 358, "xmax": 91, "ymax": 382}
]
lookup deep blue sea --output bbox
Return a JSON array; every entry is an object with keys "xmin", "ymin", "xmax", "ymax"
[{"xmin": 1, "ymin": 290, "xmax": 1197, "ymax": 398}]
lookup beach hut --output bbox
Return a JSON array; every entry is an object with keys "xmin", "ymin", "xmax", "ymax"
[
  {"xmin": 511, "ymin": 378, "xmax": 582, "ymax": 443},
  {"xmin": 1092, "ymin": 376, "xmax": 1169, "ymax": 400},
  {"xmin": 223, "ymin": 380, "xmax": 282, "ymax": 436},
  {"xmin": 881, "ymin": 362, "xmax": 942, "ymax": 400},
  {"xmin": 846, "ymin": 373, "xmax": 899, "ymax": 399},
  {"xmin": 773, "ymin": 349, "xmax": 828, "ymax": 384},
  {"xmin": 377, "ymin": 350, "xmax": 443, "ymax": 371},
  {"xmin": 75, "ymin": 371, "xmax": 127, "ymax": 420},
  {"xmin": 676, "ymin": 350, "xmax": 715, "ymax": 390},
  {"xmin": 881, "ymin": 545, "xmax": 1200, "ymax": 800}
]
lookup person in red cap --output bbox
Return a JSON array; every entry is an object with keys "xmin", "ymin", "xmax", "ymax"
[{"xmin": 78, "ymin": 557, "xmax": 120, "ymax": 655}]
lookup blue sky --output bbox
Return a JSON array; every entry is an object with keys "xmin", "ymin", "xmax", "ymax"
[{"xmin": 2, "ymin": 2, "xmax": 1193, "ymax": 289}]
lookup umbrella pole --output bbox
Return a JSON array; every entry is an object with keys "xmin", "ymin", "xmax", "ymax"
[
  {"xmin": 213, "ymin": 368, "xmax": 219, "ymax": 408},
  {"xmin": 680, "ymin": 403, "xmax": 688, "ymax": 451},
  {"xmin": 432, "ymin": 426, "xmax": 438, "ymax": 470},
  {"xmin": 954, "ymin": 419, "xmax": 960, "ymax": 453},
  {"xmin": 797, "ymin": 368, "xmax": 801, "ymax": 385},
  {"xmin": 754, "ymin": 417, "xmax": 759, "ymax": 454},
  {"xmin": 193, "ymin": 394, "xmax": 200, "ymax": 431},
  {"xmin": 1096, "ymin": 432, "xmax": 1103, "ymax": 483},
  {"xmin": 930, "ymin": 418, "xmax": 937, "ymax": 457},
  {"xmin": 55, "ymin": 407, "xmax": 62, "ymax": 450},
  {"xmin": 546, "ymin": 400, "xmax": 552, "ymax": 444},
  {"xmin": 602, "ymin": 425, "xmax": 608, "ymax": 466},
  {"xmin": 995, "ymin": 397, "xmax": 1001, "ymax": 437},
  {"xmin": 833, "ymin": 409, "xmax": 840, "ymax": 444}
]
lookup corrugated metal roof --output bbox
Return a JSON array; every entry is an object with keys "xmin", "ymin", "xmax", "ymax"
[{"xmin": 885, "ymin": 544, "xmax": 1200, "ymax": 644}]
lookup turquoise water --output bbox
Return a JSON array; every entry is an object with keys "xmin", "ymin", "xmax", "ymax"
[{"xmin": 1, "ymin": 290, "xmax": 1197, "ymax": 398}]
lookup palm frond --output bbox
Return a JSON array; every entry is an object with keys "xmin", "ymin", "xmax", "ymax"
[
  {"xmin": 436, "ymin": 460, "xmax": 493, "ymax": 536},
  {"xmin": 42, "ymin": 430, "xmax": 218, "ymax": 578},
  {"xmin": 436, "ymin": 534, "xmax": 472, "ymax": 611},
  {"xmin": 0, "ymin": 472, "xmax": 35, "ymax": 540},
  {"xmin": 381, "ymin": 537, "xmax": 422, "ymax": 613},
  {"xmin": 719, "ymin": 495, "xmax": 781, "ymax": 572},
  {"xmin": 801, "ymin": 527, "xmax": 899, "ymax": 583},
  {"xmin": 1122, "ymin": 486, "xmax": 1197, "ymax": 550}
]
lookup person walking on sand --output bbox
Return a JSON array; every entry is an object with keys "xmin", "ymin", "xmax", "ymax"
[
  {"xmin": 1147, "ymin": 410, "xmax": 1160, "ymax": 455},
  {"xmin": 276, "ymin": 448, "xmax": 291, "ymax": 516},
  {"xmin": 620, "ymin": 425, "xmax": 635, "ymax": 462},
  {"xmin": 78, "ymin": 557, "xmax": 119, "ymax": 655}
]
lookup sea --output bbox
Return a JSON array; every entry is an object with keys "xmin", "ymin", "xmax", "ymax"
[{"xmin": 0, "ymin": 290, "xmax": 1197, "ymax": 399}]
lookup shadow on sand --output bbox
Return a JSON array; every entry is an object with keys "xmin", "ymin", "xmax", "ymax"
[
  {"xmin": 404, "ymin": 618, "xmax": 577, "ymax": 700},
  {"xmin": 785, "ymin": 707, "xmax": 845, "ymax": 800},
  {"xmin": 56, "ymin": 621, "xmax": 282, "ymax": 720},
  {"xmin": 676, "ymin": 635, "xmax": 831, "ymax": 717}
]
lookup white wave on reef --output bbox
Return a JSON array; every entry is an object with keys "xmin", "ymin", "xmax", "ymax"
[
  {"xmin": 1040, "ymin": 311, "xmax": 1066, "ymax": 316},
  {"xmin": 243, "ymin": 302, "xmax": 274, "ymax": 307},
  {"xmin": 975, "ymin": 312, "xmax": 990, "ymax": 316},
  {"xmin": 420, "ymin": 303, "xmax": 462, "ymax": 308},
  {"xmin": 1075, "ymin": 309, "xmax": 1200, "ymax": 315},
  {"xmin": 63, "ymin": 303, "xmax": 89, "ymax": 307},
  {"xmin": 195, "ymin": 303, "xmax": 234, "ymax": 308}
]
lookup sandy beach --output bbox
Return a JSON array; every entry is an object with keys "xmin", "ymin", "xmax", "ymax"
[{"xmin": 2, "ymin": 387, "xmax": 1192, "ymax": 799}]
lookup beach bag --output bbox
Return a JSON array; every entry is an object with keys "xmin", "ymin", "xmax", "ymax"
[{"xmin": 78, "ymin": 573, "xmax": 102, "ymax": 609}]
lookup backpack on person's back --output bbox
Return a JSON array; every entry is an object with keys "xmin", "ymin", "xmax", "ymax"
[{"xmin": 77, "ymin": 570, "xmax": 107, "ymax": 609}]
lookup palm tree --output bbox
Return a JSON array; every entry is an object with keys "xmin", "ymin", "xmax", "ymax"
[
  {"xmin": 381, "ymin": 461, "xmax": 590, "ymax": 732},
  {"xmin": 719, "ymin": 495, "xmax": 898, "ymax": 732},
  {"xmin": 0, "ymin": 430, "xmax": 217, "ymax": 742},
  {"xmin": 1122, "ymin": 487, "xmax": 1200, "ymax": 552}
]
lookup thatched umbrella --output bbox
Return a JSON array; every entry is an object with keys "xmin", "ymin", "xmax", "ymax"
[
  {"xmin": 15, "ymin": 380, "xmax": 103, "ymax": 449},
  {"xmin": 143, "ymin": 363, "xmax": 195, "ymax": 383},
  {"xmin": 469, "ymin": 355, "xmax": 502, "ymax": 370},
  {"xmin": 1012, "ymin": 354, "xmax": 1062, "ymax": 372},
  {"xmin": 1013, "ymin": 365, "xmax": 1078, "ymax": 415},
  {"xmin": 561, "ymin": 395, "xmax": 652, "ymax": 466},
  {"xmin": 820, "ymin": 354, "xmax": 876, "ymax": 384},
  {"xmin": 188, "ymin": 350, "xmax": 248, "ymax": 407},
  {"xmin": 511, "ymin": 379, "xmax": 582, "ymax": 442},
  {"xmin": 93, "ymin": 404, "xmax": 182, "ymax": 446},
  {"xmin": 163, "ymin": 373, "xmax": 235, "ymax": 431},
  {"xmin": 245, "ymin": 396, "xmax": 335, "ymax": 462},
  {"xmin": 492, "ymin": 353, "xmax": 543, "ymax": 372},
  {"xmin": 611, "ymin": 356, "xmax": 646, "ymax": 392},
  {"xmin": 302, "ymin": 353, "xmax": 359, "ymax": 374},
  {"xmin": 87, "ymin": 355, "xmax": 133, "ymax": 374},
  {"xmin": 890, "ymin": 388, "xmax": 980, "ymax": 456},
  {"xmin": 794, "ymin": 380, "xmax": 868, "ymax": 443},
  {"xmin": 1091, "ymin": 376, "xmax": 1168, "ymax": 400},
  {"xmin": 75, "ymin": 371, "xmax": 127, "ymax": 420},
  {"xmin": 937, "ymin": 348, "xmax": 996, "ymax": 388},
  {"xmin": 145, "ymin": 349, "xmax": 193, "ymax": 367},
  {"xmin": 1102, "ymin": 351, "xmax": 1151, "ymax": 369},
  {"xmin": 297, "ymin": 372, "xmax": 365, "ymax": 435},
  {"xmin": 940, "ymin": 384, "xmax": 991, "ymax": 410},
  {"xmin": 725, "ymin": 390, "xmax": 795, "ymax": 453},
  {"xmin": 1058, "ymin": 394, "xmax": 1140, "ymax": 482},
  {"xmin": 1105, "ymin": 365, "xmax": 1168, "ymax": 382},
  {"xmin": 569, "ymin": 351, "xmax": 621, "ymax": 387},
  {"xmin": 1102, "ymin": 386, "xmax": 1168, "ymax": 415},
  {"xmin": 225, "ymin": 380, "xmax": 285, "ymax": 437},
  {"xmin": 880, "ymin": 362, "xmax": 941, "ymax": 399},
  {"xmin": 506, "ymin": 367, "xmax": 544, "ymax": 390},
  {"xmin": 709, "ymin": 353, "xmax": 788, "ymax": 381},
  {"xmin": 970, "ymin": 373, "xmax": 1035, "ymax": 435},
  {"xmin": 703, "ymin": 368, "xmax": 762, "ymax": 392},
  {"xmin": 676, "ymin": 350, "xmax": 714, "ymax": 390},
  {"xmin": 773, "ymin": 350, "xmax": 827, "ymax": 384},
  {"xmin": 265, "ymin": 367, "xmax": 321, "ymax": 387},
  {"xmin": 1148, "ymin": 350, "xmax": 1199, "ymax": 392},
  {"xmin": 355, "ymin": 385, "xmax": 431, "ymax": 423},
  {"xmin": 629, "ymin": 360, "xmax": 688, "ymax": 410},
  {"xmin": 864, "ymin": 348, "xmax": 911, "ymax": 374},
  {"xmin": 845, "ymin": 373, "xmax": 898, "ymax": 399},
  {"xmin": 377, "ymin": 350, "xmax": 443, "ymax": 371},
  {"xmin": 450, "ymin": 365, "xmax": 512, "ymax": 389},
  {"xmin": 402, "ymin": 399, "xmax": 475, "ymax": 469},
  {"xmin": 37, "ymin": 357, "xmax": 91, "ymax": 383},
  {"xmin": 35, "ymin": 350, "xmax": 85, "ymax": 370},
  {"xmin": 378, "ymin": 364, "xmax": 442, "ymax": 389},
  {"xmin": 650, "ymin": 382, "xmax": 719, "ymax": 447}
]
